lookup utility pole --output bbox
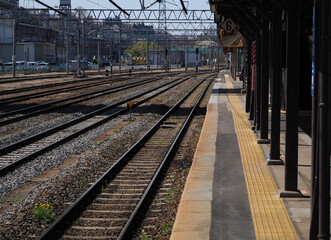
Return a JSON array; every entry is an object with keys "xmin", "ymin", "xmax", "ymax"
[
  {"xmin": 176, "ymin": 47, "xmax": 178, "ymax": 69},
  {"xmin": 77, "ymin": 27, "xmax": 81, "ymax": 76},
  {"xmin": 118, "ymin": 26, "xmax": 121, "ymax": 73},
  {"xmin": 168, "ymin": 39, "xmax": 171, "ymax": 70},
  {"xmin": 65, "ymin": 19, "xmax": 69, "ymax": 74},
  {"xmin": 146, "ymin": 38, "xmax": 149, "ymax": 71},
  {"xmin": 217, "ymin": 42, "xmax": 220, "ymax": 72},
  {"xmin": 196, "ymin": 47, "xmax": 199, "ymax": 72},
  {"xmin": 12, "ymin": 19, "xmax": 16, "ymax": 77},
  {"xmin": 110, "ymin": 29, "xmax": 113, "ymax": 74},
  {"xmin": 76, "ymin": 14, "xmax": 81, "ymax": 76},
  {"xmin": 82, "ymin": 19, "xmax": 86, "ymax": 75},
  {"xmin": 97, "ymin": 37, "xmax": 100, "ymax": 73},
  {"xmin": 185, "ymin": 44, "xmax": 188, "ymax": 71},
  {"xmin": 152, "ymin": 40, "xmax": 155, "ymax": 69}
]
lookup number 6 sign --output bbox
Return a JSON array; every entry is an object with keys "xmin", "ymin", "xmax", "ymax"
[{"xmin": 220, "ymin": 18, "xmax": 238, "ymax": 34}]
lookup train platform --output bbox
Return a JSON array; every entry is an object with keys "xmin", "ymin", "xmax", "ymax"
[{"xmin": 170, "ymin": 70, "xmax": 313, "ymax": 239}]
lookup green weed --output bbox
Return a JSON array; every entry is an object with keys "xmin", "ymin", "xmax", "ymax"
[
  {"xmin": 140, "ymin": 229, "xmax": 152, "ymax": 240},
  {"xmin": 10, "ymin": 195, "xmax": 23, "ymax": 205},
  {"xmin": 161, "ymin": 221, "xmax": 174, "ymax": 235},
  {"xmin": 32, "ymin": 203, "xmax": 56, "ymax": 223},
  {"xmin": 166, "ymin": 188, "xmax": 178, "ymax": 202}
]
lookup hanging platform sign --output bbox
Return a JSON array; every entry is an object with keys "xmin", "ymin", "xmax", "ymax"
[{"xmin": 220, "ymin": 18, "xmax": 238, "ymax": 34}]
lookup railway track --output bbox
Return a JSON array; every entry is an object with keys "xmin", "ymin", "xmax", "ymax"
[
  {"xmin": 0, "ymin": 72, "xmax": 170, "ymax": 105},
  {"xmin": 0, "ymin": 73, "xmax": 177, "ymax": 126},
  {"xmin": 0, "ymin": 73, "xmax": 72, "ymax": 84},
  {"xmin": 0, "ymin": 69, "xmax": 151, "ymax": 85},
  {"xmin": 0, "ymin": 74, "xmax": 197, "ymax": 175},
  {"xmin": 36, "ymin": 74, "xmax": 214, "ymax": 240}
]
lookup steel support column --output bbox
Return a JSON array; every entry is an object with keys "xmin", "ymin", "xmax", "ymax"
[
  {"xmin": 119, "ymin": 26, "xmax": 121, "ymax": 73},
  {"xmin": 260, "ymin": 2, "xmax": 270, "ymax": 141},
  {"xmin": 255, "ymin": 32, "xmax": 261, "ymax": 130},
  {"xmin": 317, "ymin": 0, "xmax": 330, "ymax": 238},
  {"xmin": 249, "ymin": 40, "xmax": 256, "ymax": 121},
  {"xmin": 284, "ymin": 0, "xmax": 300, "ymax": 191},
  {"xmin": 97, "ymin": 39, "xmax": 100, "ymax": 73},
  {"xmin": 65, "ymin": 20, "xmax": 69, "ymax": 74},
  {"xmin": 82, "ymin": 19, "xmax": 86, "ymax": 75},
  {"xmin": 77, "ymin": 28, "xmax": 81, "ymax": 76},
  {"xmin": 12, "ymin": 19, "xmax": 16, "ymax": 78},
  {"xmin": 310, "ymin": 0, "xmax": 319, "ymax": 238},
  {"xmin": 245, "ymin": 39, "xmax": 252, "ymax": 113},
  {"xmin": 269, "ymin": 3, "xmax": 282, "ymax": 160}
]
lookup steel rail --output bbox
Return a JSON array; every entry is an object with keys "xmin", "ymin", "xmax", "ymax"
[
  {"xmin": 0, "ymin": 71, "xmax": 160, "ymax": 96},
  {"xmin": 0, "ymin": 73, "xmax": 158, "ymax": 104},
  {"xmin": 0, "ymin": 74, "xmax": 195, "ymax": 175},
  {"xmin": 0, "ymin": 75, "xmax": 187, "ymax": 156},
  {"xmin": 118, "ymin": 77, "xmax": 213, "ymax": 239},
  {"xmin": 0, "ymin": 74, "xmax": 176, "ymax": 125},
  {"xmin": 37, "ymin": 73, "xmax": 214, "ymax": 240},
  {"xmin": 0, "ymin": 73, "xmax": 72, "ymax": 84},
  {"xmin": 0, "ymin": 78, "xmax": 157, "ymax": 125},
  {"xmin": 0, "ymin": 78, "xmax": 118, "ymax": 103},
  {"xmin": 0, "ymin": 75, "xmax": 118, "ymax": 96},
  {"xmin": 0, "ymin": 71, "xmax": 186, "ymax": 104},
  {"xmin": 0, "ymin": 69, "xmax": 148, "ymax": 84}
]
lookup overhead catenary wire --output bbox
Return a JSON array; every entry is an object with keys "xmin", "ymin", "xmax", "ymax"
[
  {"xmin": 179, "ymin": 0, "xmax": 188, "ymax": 14},
  {"xmin": 86, "ymin": 0, "xmax": 109, "ymax": 9},
  {"xmin": 108, "ymin": 0, "xmax": 130, "ymax": 16},
  {"xmin": 34, "ymin": 0, "xmax": 67, "ymax": 16}
]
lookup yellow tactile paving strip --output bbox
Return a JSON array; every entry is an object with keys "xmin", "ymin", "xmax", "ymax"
[{"xmin": 225, "ymin": 74, "xmax": 298, "ymax": 239}]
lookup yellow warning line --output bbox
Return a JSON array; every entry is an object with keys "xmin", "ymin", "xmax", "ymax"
[{"xmin": 224, "ymin": 75, "xmax": 298, "ymax": 240}]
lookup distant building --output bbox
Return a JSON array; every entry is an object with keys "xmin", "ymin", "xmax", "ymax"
[
  {"xmin": 148, "ymin": 48, "xmax": 202, "ymax": 68},
  {"xmin": 0, "ymin": 0, "xmax": 18, "ymax": 8},
  {"xmin": 0, "ymin": 21, "xmax": 65, "ymax": 64}
]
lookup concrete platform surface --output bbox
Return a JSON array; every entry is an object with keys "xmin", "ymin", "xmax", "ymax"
[{"xmin": 170, "ymin": 70, "xmax": 316, "ymax": 240}]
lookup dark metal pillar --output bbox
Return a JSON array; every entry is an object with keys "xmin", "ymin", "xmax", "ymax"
[
  {"xmin": 65, "ymin": 19, "xmax": 69, "ymax": 74},
  {"xmin": 245, "ymin": 39, "xmax": 252, "ymax": 113},
  {"xmin": 119, "ymin": 26, "xmax": 121, "ymax": 73},
  {"xmin": 317, "ymin": 0, "xmax": 330, "ymax": 238},
  {"xmin": 284, "ymin": 0, "xmax": 300, "ymax": 191},
  {"xmin": 82, "ymin": 19, "xmax": 86, "ymax": 75},
  {"xmin": 260, "ymin": 2, "xmax": 270, "ymax": 141},
  {"xmin": 97, "ymin": 38, "xmax": 101, "ymax": 73},
  {"xmin": 77, "ymin": 27, "xmax": 81, "ymax": 76},
  {"xmin": 255, "ymin": 32, "xmax": 262, "ymax": 130},
  {"xmin": 269, "ymin": 3, "xmax": 282, "ymax": 160},
  {"xmin": 249, "ymin": 40, "xmax": 256, "ymax": 121},
  {"xmin": 310, "ymin": 0, "xmax": 319, "ymax": 238},
  {"xmin": 12, "ymin": 19, "xmax": 16, "ymax": 77}
]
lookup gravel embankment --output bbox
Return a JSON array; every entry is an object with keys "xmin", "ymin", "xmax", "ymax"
[{"xmin": 0, "ymin": 75, "xmax": 202, "ymax": 240}]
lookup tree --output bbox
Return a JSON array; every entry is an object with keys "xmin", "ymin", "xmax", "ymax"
[
  {"xmin": 124, "ymin": 41, "xmax": 164, "ymax": 57},
  {"xmin": 124, "ymin": 41, "xmax": 147, "ymax": 57},
  {"xmin": 148, "ymin": 42, "xmax": 163, "ymax": 51}
]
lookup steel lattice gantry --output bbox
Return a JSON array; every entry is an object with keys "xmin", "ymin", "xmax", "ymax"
[
  {"xmin": 0, "ymin": 8, "xmax": 214, "ymax": 21},
  {"xmin": 1, "ymin": 7, "xmax": 220, "ymax": 76},
  {"xmin": 209, "ymin": 0, "xmax": 331, "ymax": 239}
]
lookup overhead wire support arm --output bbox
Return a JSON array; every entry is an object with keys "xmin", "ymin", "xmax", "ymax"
[
  {"xmin": 145, "ymin": 0, "xmax": 162, "ymax": 10},
  {"xmin": 179, "ymin": 0, "xmax": 188, "ymax": 14},
  {"xmin": 35, "ymin": 0, "xmax": 67, "ymax": 16},
  {"xmin": 108, "ymin": 0, "xmax": 130, "ymax": 16}
]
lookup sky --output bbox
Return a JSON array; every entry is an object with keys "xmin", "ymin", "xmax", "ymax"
[{"xmin": 20, "ymin": 0, "xmax": 211, "ymax": 10}]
